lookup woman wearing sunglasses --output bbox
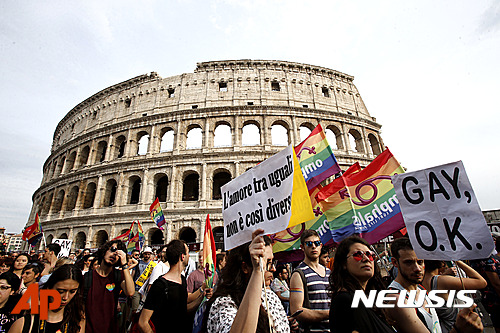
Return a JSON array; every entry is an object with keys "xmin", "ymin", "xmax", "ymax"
[{"xmin": 329, "ymin": 236, "xmax": 396, "ymax": 333}]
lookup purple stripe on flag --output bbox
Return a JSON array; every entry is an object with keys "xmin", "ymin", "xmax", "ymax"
[
  {"xmin": 305, "ymin": 155, "xmax": 341, "ymax": 189},
  {"xmin": 360, "ymin": 213, "xmax": 405, "ymax": 244}
]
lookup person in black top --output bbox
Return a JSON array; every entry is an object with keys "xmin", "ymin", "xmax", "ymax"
[
  {"xmin": 329, "ymin": 236, "xmax": 396, "ymax": 333},
  {"xmin": 139, "ymin": 239, "xmax": 206, "ymax": 333}
]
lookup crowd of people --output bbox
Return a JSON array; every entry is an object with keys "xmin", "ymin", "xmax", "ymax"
[{"xmin": 0, "ymin": 229, "xmax": 498, "ymax": 333}]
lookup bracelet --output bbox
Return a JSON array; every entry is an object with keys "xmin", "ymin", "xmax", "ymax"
[{"xmin": 121, "ymin": 264, "xmax": 129, "ymax": 269}]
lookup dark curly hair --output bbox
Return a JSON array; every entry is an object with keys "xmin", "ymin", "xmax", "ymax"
[
  {"xmin": 202, "ymin": 236, "xmax": 272, "ymax": 333},
  {"xmin": 95, "ymin": 240, "xmax": 127, "ymax": 267},
  {"xmin": 329, "ymin": 236, "xmax": 386, "ymax": 298},
  {"xmin": 44, "ymin": 264, "xmax": 84, "ymax": 333}
]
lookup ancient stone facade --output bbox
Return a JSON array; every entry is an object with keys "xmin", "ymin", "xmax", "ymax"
[{"xmin": 27, "ymin": 60, "xmax": 384, "ymax": 250}]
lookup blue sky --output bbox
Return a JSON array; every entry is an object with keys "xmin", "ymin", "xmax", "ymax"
[{"xmin": 1, "ymin": 0, "xmax": 499, "ymax": 233}]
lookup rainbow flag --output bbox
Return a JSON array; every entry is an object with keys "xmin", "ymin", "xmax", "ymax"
[
  {"xmin": 112, "ymin": 221, "xmax": 134, "ymax": 242},
  {"xmin": 127, "ymin": 233, "xmax": 140, "ymax": 254},
  {"xmin": 271, "ymin": 162, "xmax": 362, "ymax": 252},
  {"xmin": 22, "ymin": 214, "xmax": 43, "ymax": 246},
  {"xmin": 316, "ymin": 148, "xmax": 405, "ymax": 244},
  {"xmin": 150, "ymin": 198, "xmax": 166, "ymax": 230},
  {"xmin": 137, "ymin": 221, "xmax": 145, "ymax": 251},
  {"xmin": 294, "ymin": 124, "xmax": 341, "ymax": 190},
  {"xmin": 202, "ymin": 215, "xmax": 217, "ymax": 289}
]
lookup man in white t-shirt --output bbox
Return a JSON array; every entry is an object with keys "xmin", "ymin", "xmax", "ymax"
[
  {"xmin": 147, "ymin": 245, "xmax": 169, "ymax": 292},
  {"xmin": 271, "ymin": 264, "xmax": 290, "ymax": 314}
]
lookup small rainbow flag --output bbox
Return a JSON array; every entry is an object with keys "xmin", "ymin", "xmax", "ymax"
[
  {"xmin": 316, "ymin": 148, "xmax": 405, "ymax": 244},
  {"xmin": 294, "ymin": 124, "xmax": 341, "ymax": 190},
  {"xmin": 137, "ymin": 221, "xmax": 145, "ymax": 251},
  {"xmin": 127, "ymin": 233, "xmax": 140, "ymax": 254},
  {"xmin": 271, "ymin": 162, "xmax": 361, "ymax": 252},
  {"xmin": 149, "ymin": 198, "xmax": 166, "ymax": 230},
  {"xmin": 22, "ymin": 213, "xmax": 43, "ymax": 246},
  {"xmin": 202, "ymin": 215, "xmax": 217, "ymax": 289},
  {"xmin": 112, "ymin": 221, "xmax": 134, "ymax": 242}
]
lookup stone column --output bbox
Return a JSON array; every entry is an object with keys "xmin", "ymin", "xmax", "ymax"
[
  {"xmin": 341, "ymin": 123, "xmax": 351, "ymax": 152},
  {"xmin": 168, "ymin": 166, "xmax": 176, "ymax": 208},
  {"xmin": 360, "ymin": 127, "xmax": 369, "ymax": 156},
  {"xmin": 200, "ymin": 163, "xmax": 207, "ymax": 208},
  {"xmin": 148, "ymin": 125, "xmax": 158, "ymax": 156},
  {"xmin": 104, "ymin": 134, "xmax": 114, "ymax": 161},
  {"xmin": 116, "ymin": 172, "xmax": 127, "ymax": 206},
  {"xmin": 141, "ymin": 168, "xmax": 152, "ymax": 204},
  {"xmin": 87, "ymin": 140, "xmax": 98, "ymax": 166},
  {"xmin": 94, "ymin": 175, "xmax": 104, "ymax": 209},
  {"xmin": 86, "ymin": 226, "xmax": 93, "ymax": 248},
  {"xmin": 291, "ymin": 115, "xmax": 299, "ymax": 146}
]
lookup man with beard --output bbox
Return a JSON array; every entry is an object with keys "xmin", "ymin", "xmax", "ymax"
[
  {"xmin": 387, "ymin": 237, "xmax": 483, "ymax": 333},
  {"xmin": 84, "ymin": 240, "xmax": 135, "ymax": 333}
]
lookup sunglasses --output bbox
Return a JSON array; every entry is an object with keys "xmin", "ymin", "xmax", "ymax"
[
  {"xmin": 304, "ymin": 240, "xmax": 322, "ymax": 247},
  {"xmin": 109, "ymin": 247, "xmax": 118, "ymax": 253},
  {"xmin": 347, "ymin": 250, "xmax": 376, "ymax": 262}
]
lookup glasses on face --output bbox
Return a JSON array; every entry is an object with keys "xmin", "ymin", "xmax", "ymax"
[
  {"xmin": 304, "ymin": 240, "xmax": 322, "ymax": 247},
  {"xmin": 0, "ymin": 285, "xmax": 11, "ymax": 291},
  {"xmin": 347, "ymin": 250, "xmax": 376, "ymax": 262},
  {"xmin": 109, "ymin": 247, "xmax": 118, "ymax": 253},
  {"xmin": 266, "ymin": 260, "xmax": 277, "ymax": 271}
]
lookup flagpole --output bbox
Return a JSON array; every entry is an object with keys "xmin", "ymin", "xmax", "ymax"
[{"xmin": 42, "ymin": 232, "xmax": 47, "ymax": 248}]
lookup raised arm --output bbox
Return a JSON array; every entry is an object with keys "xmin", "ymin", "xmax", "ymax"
[{"xmin": 436, "ymin": 261, "xmax": 487, "ymax": 291}]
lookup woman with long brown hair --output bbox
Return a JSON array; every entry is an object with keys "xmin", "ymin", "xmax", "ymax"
[{"xmin": 9, "ymin": 264, "xmax": 85, "ymax": 333}]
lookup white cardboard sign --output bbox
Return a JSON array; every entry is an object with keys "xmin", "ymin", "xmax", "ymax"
[
  {"xmin": 52, "ymin": 239, "xmax": 73, "ymax": 258},
  {"xmin": 222, "ymin": 145, "xmax": 295, "ymax": 250},
  {"xmin": 392, "ymin": 161, "xmax": 494, "ymax": 260}
]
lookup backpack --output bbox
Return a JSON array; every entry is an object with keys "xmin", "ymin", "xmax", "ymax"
[{"xmin": 292, "ymin": 268, "xmax": 310, "ymax": 333}]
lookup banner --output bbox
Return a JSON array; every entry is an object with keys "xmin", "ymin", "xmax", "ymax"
[
  {"xmin": 392, "ymin": 161, "xmax": 494, "ymax": 260},
  {"xmin": 135, "ymin": 260, "xmax": 157, "ymax": 287},
  {"xmin": 295, "ymin": 124, "xmax": 341, "ymax": 190},
  {"xmin": 22, "ymin": 214, "xmax": 43, "ymax": 246},
  {"xmin": 222, "ymin": 145, "xmax": 314, "ymax": 250},
  {"xmin": 317, "ymin": 148, "xmax": 405, "ymax": 244},
  {"xmin": 52, "ymin": 239, "xmax": 72, "ymax": 258},
  {"xmin": 150, "ymin": 198, "xmax": 166, "ymax": 230}
]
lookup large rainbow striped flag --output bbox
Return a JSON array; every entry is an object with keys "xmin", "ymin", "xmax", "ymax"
[
  {"xmin": 271, "ymin": 162, "xmax": 362, "ymax": 252},
  {"xmin": 294, "ymin": 124, "xmax": 341, "ymax": 190},
  {"xmin": 149, "ymin": 198, "xmax": 166, "ymax": 230},
  {"xmin": 22, "ymin": 213, "xmax": 43, "ymax": 246},
  {"xmin": 137, "ymin": 221, "xmax": 145, "ymax": 250},
  {"xmin": 316, "ymin": 148, "xmax": 405, "ymax": 244},
  {"xmin": 202, "ymin": 215, "xmax": 217, "ymax": 289},
  {"xmin": 127, "ymin": 233, "xmax": 139, "ymax": 254}
]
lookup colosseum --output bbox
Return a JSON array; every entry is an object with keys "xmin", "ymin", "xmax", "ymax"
[{"xmin": 26, "ymin": 59, "xmax": 384, "ymax": 252}]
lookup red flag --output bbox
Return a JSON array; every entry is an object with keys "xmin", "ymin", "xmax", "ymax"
[
  {"xmin": 112, "ymin": 221, "xmax": 135, "ymax": 242},
  {"xmin": 203, "ymin": 215, "xmax": 217, "ymax": 288},
  {"xmin": 22, "ymin": 214, "xmax": 43, "ymax": 245}
]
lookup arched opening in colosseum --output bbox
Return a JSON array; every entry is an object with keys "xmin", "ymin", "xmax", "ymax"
[
  {"xmin": 51, "ymin": 162, "xmax": 58, "ymax": 179},
  {"xmin": 129, "ymin": 176, "xmax": 142, "ymax": 204},
  {"xmin": 149, "ymin": 228, "xmax": 164, "ymax": 246},
  {"xmin": 299, "ymin": 123, "xmax": 315, "ymax": 141},
  {"xmin": 326, "ymin": 125, "xmax": 343, "ymax": 150},
  {"xmin": 368, "ymin": 133, "xmax": 381, "ymax": 155},
  {"xmin": 182, "ymin": 173, "xmax": 199, "ymax": 201},
  {"xmin": 52, "ymin": 190, "xmax": 65, "ymax": 213},
  {"xmin": 212, "ymin": 171, "xmax": 231, "ymax": 200},
  {"xmin": 214, "ymin": 123, "xmax": 232, "ymax": 147},
  {"xmin": 74, "ymin": 232, "xmax": 86, "ymax": 249},
  {"xmin": 95, "ymin": 230, "xmax": 108, "ymax": 247},
  {"xmin": 47, "ymin": 234, "xmax": 54, "ymax": 244},
  {"xmin": 59, "ymin": 233, "xmax": 68, "ymax": 239},
  {"xmin": 96, "ymin": 141, "xmax": 107, "ymax": 163},
  {"xmin": 179, "ymin": 226, "xmax": 196, "ymax": 244},
  {"xmin": 79, "ymin": 145, "xmax": 90, "ymax": 167},
  {"xmin": 103, "ymin": 179, "xmax": 117, "ymax": 207},
  {"xmin": 65, "ymin": 151, "xmax": 76, "ymax": 172},
  {"xmin": 83, "ymin": 182, "xmax": 97, "ymax": 209},
  {"xmin": 186, "ymin": 125, "xmax": 202, "ymax": 149},
  {"xmin": 42, "ymin": 192, "xmax": 53, "ymax": 215},
  {"xmin": 115, "ymin": 135, "xmax": 127, "ymax": 159},
  {"xmin": 55, "ymin": 156, "xmax": 65, "ymax": 176},
  {"xmin": 242, "ymin": 123, "xmax": 260, "ymax": 146},
  {"xmin": 213, "ymin": 226, "xmax": 224, "ymax": 251},
  {"xmin": 66, "ymin": 186, "xmax": 79, "ymax": 211},
  {"xmin": 155, "ymin": 175, "xmax": 168, "ymax": 202},
  {"xmin": 45, "ymin": 162, "xmax": 52, "ymax": 180},
  {"xmin": 137, "ymin": 132, "xmax": 149, "ymax": 155},
  {"xmin": 271, "ymin": 122, "xmax": 289, "ymax": 146},
  {"xmin": 348, "ymin": 129, "xmax": 364, "ymax": 153},
  {"xmin": 160, "ymin": 128, "xmax": 174, "ymax": 152}
]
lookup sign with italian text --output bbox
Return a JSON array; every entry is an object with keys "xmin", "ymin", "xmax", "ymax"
[
  {"xmin": 392, "ymin": 161, "xmax": 494, "ymax": 260},
  {"xmin": 52, "ymin": 239, "xmax": 73, "ymax": 258},
  {"xmin": 222, "ymin": 145, "xmax": 314, "ymax": 250}
]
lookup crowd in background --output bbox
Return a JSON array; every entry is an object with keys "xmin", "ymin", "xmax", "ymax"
[{"xmin": 0, "ymin": 230, "xmax": 498, "ymax": 333}]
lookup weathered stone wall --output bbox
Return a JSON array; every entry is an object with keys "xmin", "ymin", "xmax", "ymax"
[{"xmin": 27, "ymin": 60, "xmax": 385, "ymax": 250}]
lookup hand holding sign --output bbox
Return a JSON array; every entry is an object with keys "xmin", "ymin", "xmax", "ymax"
[{"xmin": 392, "ymin": 161, "xmax": 494, "ymax": 260}]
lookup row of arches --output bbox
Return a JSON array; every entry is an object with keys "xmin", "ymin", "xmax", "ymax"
[
  {"xmin": 45, "ymin": 225, "xmax": 225, "ymax": 250},
  {"xmin": 45, "ymin": 121, "xmax": 382, "ymax": 182},
  {"xmin": 37, "ymin": 170, "xmax": 233, "ymax": 216}
]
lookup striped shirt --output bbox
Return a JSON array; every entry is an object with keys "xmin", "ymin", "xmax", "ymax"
[{"xmin": 296, "ymin": 262, "xmax": 331, "ymax": 333}]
